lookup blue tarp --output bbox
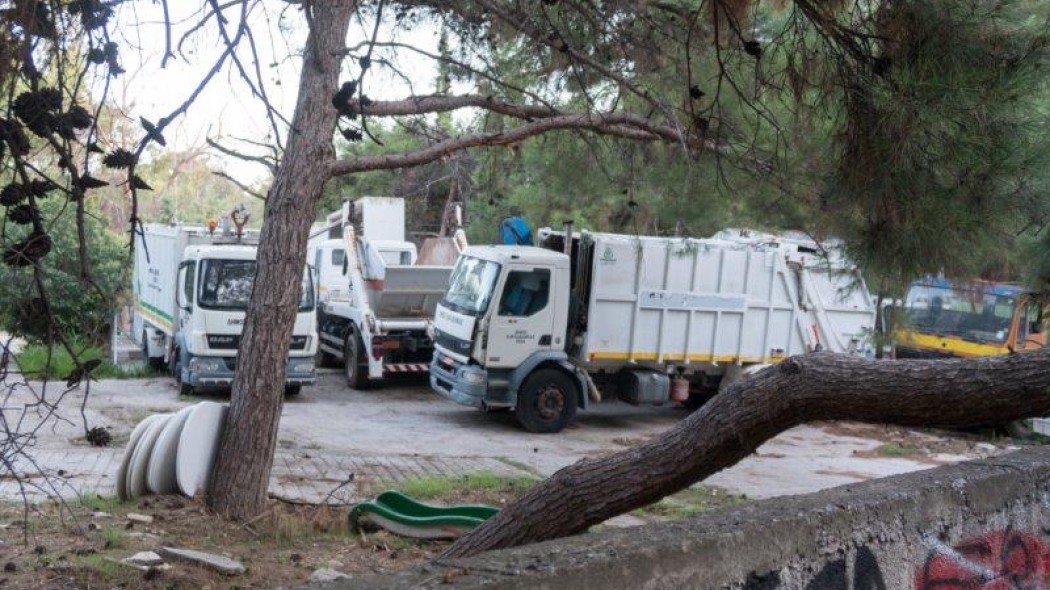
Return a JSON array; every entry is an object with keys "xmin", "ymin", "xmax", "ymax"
[{"xmin": 499, "ymin": 216, "xmax": 534, "ymax": 246}]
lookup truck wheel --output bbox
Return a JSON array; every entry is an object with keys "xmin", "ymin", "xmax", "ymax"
[
  {"xmin": 344, "ymin": 330, "xmax": 369, "ymax": 390},
  {"xmin": 173, "ymin": 349, "xmax": 195, "ymax": 396},
  {"xmin": 515, "ymin": 369, "xmax": 578, "ymax": 433},
  {"xmin": 284, "ymin": 384, "xmax": 302, "ymax": 397}
]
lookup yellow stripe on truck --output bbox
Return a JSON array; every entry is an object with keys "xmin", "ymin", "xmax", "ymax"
[
  {"xmin": 587, "ymin": 352, "xmax": 770, "ymax": 364},
  {"xmin": 893, "ymin": 330, "xmax": 1008, "ymax": 358}
]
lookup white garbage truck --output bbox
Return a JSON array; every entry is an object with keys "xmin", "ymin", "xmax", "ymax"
[
  {"xmin": 133, "ymin": 221, "xmax": 318, "ymax": 395},
  {"xmin": 429, "ymin": 226, "xmax": 876, "ymax": 432},
  {"xmin": 309, "ymin": 197, "xmax": 465, "ymax": 388}
]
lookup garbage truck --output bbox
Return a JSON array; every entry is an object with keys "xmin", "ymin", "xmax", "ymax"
[
  {"xmin": 132, "ymin": 218, "xmax": 318, "ymax": 395},
  {"xmin": 310, "ymin": 197, "xmax": 466, "ymax": 388},
  {"xmin": 430, "ymin": 225, "xmax": 876, "ymax": 432}
]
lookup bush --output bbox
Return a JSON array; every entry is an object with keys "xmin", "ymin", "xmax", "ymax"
[
  {"xmin": 0, "ymin": 200, "xmax": 128, "ymax": 345},
  {"xmin": 15, "ymin": 339, "xmax": 155, "ymax": 380}
]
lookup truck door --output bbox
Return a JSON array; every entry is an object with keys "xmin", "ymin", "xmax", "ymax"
[
  {"xmin": 486, "ymin": 267, "xmax": 555, "ymax": 369},
  {"xmin": 175, "ymin": 260, "xmax": 195, "ymax": 334},
  {"xmin": 1016, "ymin": 298, "xmax": 1045, "ymax": 349}
]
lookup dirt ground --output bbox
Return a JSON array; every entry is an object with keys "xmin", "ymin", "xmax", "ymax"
[
  {"xmin": 0, "ymin": 478, "xmax": 758, "ymax": 589},
  {"xmin": 0, "ymin": 494, "xmax": 452, "ymax": 589}
]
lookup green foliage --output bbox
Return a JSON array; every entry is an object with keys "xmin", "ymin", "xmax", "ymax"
[
  {"xmin": 874, "ymin": 443, "xmax": 922, "ymax": 458},
  {"xmin": 636, "ymin": 485, "xmax": 748, "ymax": 520},
  {"xmin": 819, "ymin": 0, "xmax": 1050, "ymax": 289},
  {"xmin": 398, "ymin": 471, "xmax": 537, "ymax": 501},
  {"xmin": 99, "ymin": 527, "xmax": 126, "ymax": 550},
  {"xmin": 16, "ymin": 339, "xmax": 155, "ymax": 380},
  {"xmin": 0, "ymin": 199, "xmax": 127, "ymax": 344},
  {"xmin": 78, "ymin": 492, "xmax": 124, "ymax": 513}
]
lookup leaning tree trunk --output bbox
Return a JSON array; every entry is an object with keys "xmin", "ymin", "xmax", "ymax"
[
  {"xmin": 441, "ymin": 350, "xmax": 1050, "ymax": 559},
  {"xmin": 208, "ymin": 0, "xmax": 356, "ymax": 519}
]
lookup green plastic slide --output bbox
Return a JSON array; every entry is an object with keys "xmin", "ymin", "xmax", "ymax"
[{"xmin": 348, "ymin": 490, "xmax": 500, "ymax": 539}]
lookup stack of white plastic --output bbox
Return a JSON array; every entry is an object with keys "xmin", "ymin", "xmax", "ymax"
[{"xmin": 116, "ymin": 401, "xmax": 229, "ymax": 500}]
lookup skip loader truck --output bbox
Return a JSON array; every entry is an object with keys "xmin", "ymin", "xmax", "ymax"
[
  {"xmin": 430, "ymin": 226, "xmax": 875, "ymax": 433},
  {"xmin": 309, "ymin": 197, "xmax": 466, "ymax": 388},
  {"xmin": 133, "ymin": 210, "xmax": 318, "ymax": 395}
]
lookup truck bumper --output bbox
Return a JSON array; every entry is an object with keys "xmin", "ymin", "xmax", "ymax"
[
  {"xmin": 186, "ymin": 356, "xmax": 317, "ymax": 388},
  {"xmin": 430, "ymin": 352, "xmax": 511, "ymax": 409}
]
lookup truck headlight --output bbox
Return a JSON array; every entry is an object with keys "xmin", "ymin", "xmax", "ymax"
[
  {"xmin": 188, "ymin": 358, "xmax": 225, "ymax": 373},
  {"xmin": 290, "ymin": 360, "xmax": 315, "ymax": 373},
  {"xmin": 461, "ymin": 370, "xmax": 485, "ymax": 385}
]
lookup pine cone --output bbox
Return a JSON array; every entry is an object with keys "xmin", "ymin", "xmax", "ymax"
[
  {"xmin": 0, "ymin": 184, "xmax": 26, "ymax": 206},
  {"xmin": 3, "ymin": 231, "xmax": 52, "ymax": 267},
  {"xmin": 7, "ymin": 205, "xmax": 34, "ymax": 225},
  {"xmin": 102, "ymin": 149, "xmax": 136, "ymax": 169}
]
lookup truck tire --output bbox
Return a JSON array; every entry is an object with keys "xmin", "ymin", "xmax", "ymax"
[
  {"xmin": 284, "ymin": 384, "xmax": 302, "ymax": 397},
  {"xmin": 173, "ymin": 348, "xmax": 195, "ymax": 396},
  {"xmin": 344, "ymin": 329, "xmax": 370, "ymax": 390},
  {"xmin": 515, "ymin": 368, "xmax": 578, "ymax": 434}
]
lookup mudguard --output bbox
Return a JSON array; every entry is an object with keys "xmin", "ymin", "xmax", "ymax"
[{"xmin": 509, "ymin": 351, "xmax": 589, "ymax": 410}]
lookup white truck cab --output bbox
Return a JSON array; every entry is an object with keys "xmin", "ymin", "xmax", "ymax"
[
  {"xmin": 170, "ymin": 244, "xmax": 318, "ymax": 395},
  {"xmin": 134, "ymin": 221, "xmax": 318, "ymax": 395}
]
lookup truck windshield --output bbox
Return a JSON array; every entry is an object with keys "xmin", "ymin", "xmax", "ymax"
[
  {"xmin": 900, "ymin": 284, "xmax": 1014, "ymax": 343},
  {"xmin": 443, "ymin": 256, "xmax": 501, "ymax": 316},
  {"xmin": 198, "ymin": 259, "xmax": 315, "ymax": 312}
]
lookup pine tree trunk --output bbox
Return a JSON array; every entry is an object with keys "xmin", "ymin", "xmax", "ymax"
[
  {"xmin": 208, "ymin": 0, "xmax": 355, "ymax": 519},
  {"xmin": 441, "ymin": 350, "xmax": 1050, "ymax": 559}
]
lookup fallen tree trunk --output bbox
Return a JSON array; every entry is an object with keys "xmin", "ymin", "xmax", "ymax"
[{"xmin": 440, "ymin": 350, "xmax": 1050, "ymax": 559}]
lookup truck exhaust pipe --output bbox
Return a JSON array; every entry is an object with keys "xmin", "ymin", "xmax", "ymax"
[{"xmin": 562, "ymin": 219, "xmax": 574, "ymax": 255}]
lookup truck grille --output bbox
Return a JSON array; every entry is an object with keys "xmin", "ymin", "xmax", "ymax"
[
  {"xmin": 435, "ymin": 330, "xmax": 471, "ymax": 356},
  {"xmin": 207, "ymin": 334, "xmax": 239, "ymax": 349},
  {"xmin": 208, "ymin": 334, "xmax": 308, "ymax": 350}
]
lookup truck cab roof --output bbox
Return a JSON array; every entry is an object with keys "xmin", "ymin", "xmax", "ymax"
[
  {"xmin": 184, "ymin": 244, "xmax": 257, "ymax": 261},
  {"xmin": 461, "ymin": 245, "xmax": 570, "ymax": 268}
]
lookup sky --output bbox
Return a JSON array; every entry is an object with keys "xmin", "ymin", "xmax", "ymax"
[{"xmin": 103, "ymin": 2, "xmax": 442, "ymax": 184}]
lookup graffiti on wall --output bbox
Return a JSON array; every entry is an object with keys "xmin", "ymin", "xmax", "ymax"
[
  {"xmin": 743, "ymin": 528, "xmax": 1050, "ymax": 589},
  {"xmin": 742, "ymin": 547, "xmax": 888, "ymax": 589},
  {"xmin": 915, "ymin": 527, "xmax": 1050, "ymax": 590}
]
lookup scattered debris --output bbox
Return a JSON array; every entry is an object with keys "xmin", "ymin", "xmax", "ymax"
[
  {"xmin": 86, "ymin": 425, "xmax": 112, "ymax": 447},
  {"xmin": 91, "ymin": 511, "xmax": 111, "ymax": 519},
  {"xmin": 309, "ymin": 568, "xmax": 352, "ymax": 583},
  {"xmin": 158, "ymin": 546, "xmax": 246, "ymax": 575},
  {"xmin": 108, "ymin": 556, "xmax": 171, "ymax": 573},
  {"xmin": 126, "ymin": 513, "xmax": 153, "ymax": 524},
  {"xmin": 125, "ymin": 551, "xmax": 163, "ymax": 567}
]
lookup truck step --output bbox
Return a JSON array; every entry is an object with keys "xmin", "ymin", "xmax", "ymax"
[{"xmin": 384, "ymin": 363, "xmax": 430, "ymax": 373}]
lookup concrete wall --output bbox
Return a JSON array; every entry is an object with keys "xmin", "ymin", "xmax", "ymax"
[{"xmin": 326, "ymin": 447, "xmax": 1050, "ymax": 589}]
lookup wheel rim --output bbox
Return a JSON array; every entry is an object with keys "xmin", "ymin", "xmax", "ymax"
[{"xmin": 535, "ymin": 383, "xmax": 566, "ymax": 422}]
